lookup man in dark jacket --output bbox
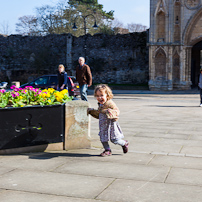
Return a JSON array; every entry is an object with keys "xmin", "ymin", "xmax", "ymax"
[
  {"xmin": 198, "ymin": 68, "xmax": 202, "ymax": 107},
  {"xmin": 76, "ymin": 57, "xmax": 92, "ymax": 101}
]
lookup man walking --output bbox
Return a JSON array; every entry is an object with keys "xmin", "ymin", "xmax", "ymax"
[
  {"xmin": 199, "ymin": 68, "xmax": 202, "ymax": 107},
  {"xmin": 76, "ymin": 57, "xmax": 92, "ymax": 101}
]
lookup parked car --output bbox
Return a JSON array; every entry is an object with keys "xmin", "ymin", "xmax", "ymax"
[
  {"xmin": 0, "ymin": 82, "xmax": 8, "ymax": 89},
  {"xmin": 20, "ymin": 75, "xmax": 80, "ymax": 97}
]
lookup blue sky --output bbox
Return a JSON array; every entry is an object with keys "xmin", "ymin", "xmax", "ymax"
[{"xmin": 0, "ymin": 0, "xmax": 150, "ymax": 35}]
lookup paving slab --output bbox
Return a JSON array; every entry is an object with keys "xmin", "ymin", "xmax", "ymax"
[
  {"xmin": 122, "ymin": 127, "xmax": 191, "ymax": 136},
  {"xmin": 0, "ymin": 155, "xmax": 67, "ymax": 172},
  {"xmin": 166, "ymin": 167, "xmax": 202, "ymax": 186},
  {"xmin": 149, "ymin": 155, "xmax": 202, "ymax": 169},
  {"xmin": 134, "ymin": 132, "xmax": 190, "ymax": 140},
  {"xmin": 0, "ymin": 190, "xmax": 103, "ymax": 202},
  {"xmin": 0, "ymin": 167, "xmax": 15, "ymax": 175},
  {"xmin": 53, "ymin": 159, "xmax": 169, "ymax": 183},
  {"xmin": 189, "ymin": 134, "xmax": 202, "ymax": 141},
  {"xmin": 97, "ymin": 179, "xmax": 202, "ymax": 202},
  {"xmin": 0, "ymin": 169, "xmax": 113, "ymax": 199},
  {"xmin": 132, "ymin": 136, "xmax": 202, "ymax": 147},
  {"xmin": 181, "ymin": 146, "xmax": 202, "ymax": 156},
  {"xmin": 60, "ymin": 149, "xmax": 155, "ymax": 165},
  {"xmin": 124, "ymin": 141, "xmax": 182, "ymax": 154}
]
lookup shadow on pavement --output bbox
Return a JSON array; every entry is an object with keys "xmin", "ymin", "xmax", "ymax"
[
  {"xmin": 28, "ymin": 152, "xmax": 122, "ymax": 159},
  {"xmin": 150, "ymin": 105, "xmax": 199, "ymax": 108}
]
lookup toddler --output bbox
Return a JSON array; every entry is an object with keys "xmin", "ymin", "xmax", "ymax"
[{"xmin": 88, "ymin": 84, "xmax": 129, "ymax": 157}]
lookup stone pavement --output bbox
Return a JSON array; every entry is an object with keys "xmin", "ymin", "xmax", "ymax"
[{"xmin": 0, "ymin": 90, "xmax": 202, "ymax": 202}]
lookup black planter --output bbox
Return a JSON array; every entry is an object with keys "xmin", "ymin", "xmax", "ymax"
[{"xmin": 0, "ymin": 104, "xmax": 65, "ymax": 150}]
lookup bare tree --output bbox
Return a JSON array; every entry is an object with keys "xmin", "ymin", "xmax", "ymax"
[
  {"xmin": 0, "ymin": 21, "xmax": 11, "ymax": 35},
  {"xmin": 36, "ymin": 5, "xmax": 57, "ymax": 34},
  {"xmin": 110, "ymin": 18, "xmax": 124, "ymax": 29},
  {"xmin": 16, "ymin": 15, "xmax": 39, "ymax": 36},
  {"xmin": 106, "ymin": 18, "xmax": 128, "ymax": 34},
  {"xmin": 127, "ymin": 23, "xmax": 148, "ymax": 33}
]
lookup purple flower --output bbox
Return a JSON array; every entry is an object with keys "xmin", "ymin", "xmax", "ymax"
[
  {"xmin": 0, "ymin": 89, "xmax": 6, "ymax": 93},
  {"xmin": 11, "ymin": 92, "xmax": 19, "ymax": 98},
  {"xmin": 10, "ymin": 85, "xmax": 16, "ymax": 90},
  {"xmin": 25, "ymin": 86, "xmax": 34, "ymax": 90}
]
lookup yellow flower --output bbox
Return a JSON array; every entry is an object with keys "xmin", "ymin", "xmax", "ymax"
[
  {"xmin": 46, "ymin": 93, "xmax": 51, "ymax": 98},
  {"xmin": 48, "ymin": 100, "xmax": 51, "ymax": 103},
  {"xmin": 54, "ymin": 91, "xmax": 64, "ymax": 102},
  {"xmin": 39, "ymin": 93, "xmax": 46, "ymax": 98},
  {"xmin": 61, "ymin": 89, "xmax": 68, "ymax": 95},
  {"xmin": 42, "ymin": 89, "xmax": 48, "ymax": 92},
  {"xmin": 48, "ymin": 88, "xmax": 55, "ymax": 93},
  {"xmin": 39, "ymin": 91, "xmax": 51, "ymax": 98}
]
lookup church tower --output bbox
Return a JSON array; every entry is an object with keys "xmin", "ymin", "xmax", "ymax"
[{"xmin": 149, "ymin": 0, "xmax": 202, "ymax": 90}]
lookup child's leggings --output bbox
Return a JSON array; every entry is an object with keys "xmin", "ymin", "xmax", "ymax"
[{"xmin": 102, "ymin": 139, "xmax": 126, "ymax": 151}]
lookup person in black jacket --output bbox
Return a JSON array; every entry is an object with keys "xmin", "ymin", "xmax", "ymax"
[{"xmin": 57, "ymin": 64, "xmax": 68, "ymax": 91}]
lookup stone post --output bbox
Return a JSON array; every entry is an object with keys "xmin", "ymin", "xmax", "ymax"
[
  {"xmin": 66, "ymin": 34, "xmax": 73, "ymax": 72},
  {"xmin": 64, "ymin": 100, "xmax": 91, "ymax": 150}
]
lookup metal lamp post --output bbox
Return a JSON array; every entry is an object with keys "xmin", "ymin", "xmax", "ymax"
[{"xmin": 72, "ymin": 14, "xmax": 98, "ymax": 61}]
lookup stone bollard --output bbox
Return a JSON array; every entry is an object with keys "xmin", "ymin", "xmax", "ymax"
[
  {"xmin": 11, "ymin": 81, "xmax": 20, "ymax": 88},
  {"xmin": 64, "ymin": 100, "xmax": 91, "ymax": 150}
]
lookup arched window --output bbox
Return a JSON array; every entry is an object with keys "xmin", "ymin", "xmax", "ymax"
[
  {"xmin": 174, "ymin": 1, "xmax": 181, "ymax": 42},
  {"xmin": 156, "ymin": 11, "xmax": 166, "ymax": 42},
  {"xmin": 173, "ymin": 52, "xmax": 180, "ymax": 82},
  {"xmin": 155, "ymin": 49, "xmax": 166, "ymax": 78}
]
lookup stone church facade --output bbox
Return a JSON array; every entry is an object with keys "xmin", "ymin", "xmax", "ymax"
[{"xmin": 149, "ymin": 0, "xmax": 202, "ymax": 90}]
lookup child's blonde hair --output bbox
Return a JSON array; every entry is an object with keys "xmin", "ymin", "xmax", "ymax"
[
  {"xmin": 94, "ymin": 84, "xmax": 113, "ymax": 100},
  {"xmin": 58, "ymin": 64, "xmax": 65, "ymax": 71}
]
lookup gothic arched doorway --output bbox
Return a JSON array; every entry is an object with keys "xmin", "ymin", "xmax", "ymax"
[{"xmin": 191, "ymin": 41, "xmax": 202, "ymax": 87}]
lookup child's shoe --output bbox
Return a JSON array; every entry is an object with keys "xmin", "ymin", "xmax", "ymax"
[
  {"xmin": 122, "ymin": 141, "xmax": 129, "ymax": 154},
  {"xmin": 100, "ymin": 150, "xmax": 112, "ymax": 157}
]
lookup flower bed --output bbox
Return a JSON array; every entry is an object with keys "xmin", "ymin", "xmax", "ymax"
[
  {"xmin": 0, "ymin": 85, "xmax": 91, "ymax": 154},
  {"xmin": 0, "ymin": 85, "xmax": 72, "ymax": 108}
]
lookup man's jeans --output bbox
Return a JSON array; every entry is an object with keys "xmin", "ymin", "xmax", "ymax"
[
  {"xmin": 200, "ymin": 88, "xmax": 202, "ymax": 104},
  {"xmin": 80, "ymin": 84, "xmax": 88, "ymax": 101}
]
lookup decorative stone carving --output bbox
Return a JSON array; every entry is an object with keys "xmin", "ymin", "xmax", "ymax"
[
  {"xmin": 149, "ymin": 0, "xmax": 202, "ymax": 90},
  {"xmin": 185, "ymin": 0, "xmax": 200, "ymax": 9}
]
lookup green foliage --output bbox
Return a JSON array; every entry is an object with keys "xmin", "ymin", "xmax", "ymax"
[
  {"xmin": 99, "ymin": 24, "xmax": 114, "ymax": 35},
  {"xmin": 68, "ymin": 0, "xmax": 114, "ymax": 19},
  {"xmin": 0, "ymin": 87, "xmax": 72, "ymax": 108}
]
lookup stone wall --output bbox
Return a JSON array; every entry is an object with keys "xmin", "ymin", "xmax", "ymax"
[{"xmin": 0, "ymin": 32, "xmax": 148, "ymax": 85}]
